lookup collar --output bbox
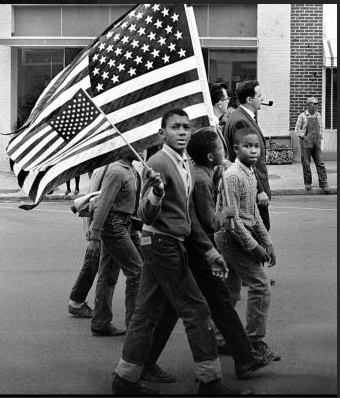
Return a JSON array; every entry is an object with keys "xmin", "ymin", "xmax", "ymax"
[
  {"xmin": 116, "ymin": 160, "xmax": 133, "ymax": 170},
  {"xmin": 195, "ymin": 164, "xmax": 214, "ymax": 178},
  {"xmin": 235, "ymin": 158, "xmax": 254, "ymax": 176},
  {"xmin": 240, "ymin": 105, "xmax": 255, "ymax": 120},
  {"xmin": 162, "ymin": 143, "xmax": 188, "ymax": 163},
  {"xmin": 212, "ymin": 114, "xmax": 220, "ymax": 127}
]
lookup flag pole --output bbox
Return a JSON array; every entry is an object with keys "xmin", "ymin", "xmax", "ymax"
[
  {"xmin": 221, "ymin": 169, "xmax": 235, "ymax": 230},
  {"xmin": 185, "ymin": 5, "xmax": 234, "ymax": 230},
  {"xmin": 82, "ymin": 90, "xmax": 151, "ymax": 172}
]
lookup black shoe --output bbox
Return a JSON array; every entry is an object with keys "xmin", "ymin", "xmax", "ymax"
[
  {"xmin": 68, "ymin": 302, "xmax": 93, "ymax": 318},
  {"xmin": 111, "ymin": 372, "xmax": 160, "ymax": 396},
  {"xmin": 140, "ymin": 363, "xmax": 176, "ymax": 383},
  {"xmin": 235, "ymin": 352, "xmax": 275, "ymax": 380},
  {"xmin": 252, "ymin": 340, "xmax": 281, "ymax": 362},
  {"xmin": 198, "ymin": 379, "xmax": 251, "ymax": 396},
  {"xmin": 217, "ymin": 344, "xmax": 231, "ymax": 356},
  {"xmin": 91, "ymin": 324, "xmax": 126, "ymax": 336},
  {"xmin": 322, "ymin": 185, "xmax": 331, "ymax": 194}
]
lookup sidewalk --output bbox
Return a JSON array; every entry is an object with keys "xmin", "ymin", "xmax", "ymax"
[{"xmin": 0, "ymin": 160, "xmax": 337, "ymax": 203}]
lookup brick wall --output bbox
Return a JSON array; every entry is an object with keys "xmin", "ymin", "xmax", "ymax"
[
  {"xmin": 290, "ymin": 4, "xmax": 323, "ymax": 130},
  {"xmin": 257, "ymin": 4, "xmax": 291, "ymax": 137}
]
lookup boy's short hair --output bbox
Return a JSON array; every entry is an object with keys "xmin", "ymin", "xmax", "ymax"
[
  {"xmin": 234, "ymin": 121, "xmax": 258, "ymax": 145},
  {"xmin": 187, "ymin": 126, "xmax": 219, "ymax": 165},
  {"xmin": 236, "ymin": 80, "xmax": 259, "ymax": 105},
  {"xmin": 161, "ymin": 108, "xmax": 189, "ymax": 128}
]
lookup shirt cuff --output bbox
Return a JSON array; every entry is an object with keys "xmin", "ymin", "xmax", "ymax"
[
  {"xmin": 148, "ymin": 189, "xmax": 164, "ymax": 206},
  {"xmin": 204, "ymin": 247, "xmax": 222, "ymax": 266}
]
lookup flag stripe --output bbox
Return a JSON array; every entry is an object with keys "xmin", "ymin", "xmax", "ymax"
[
  {"xmin": 22, "ymin": 51, "xmax": 91, "ymax": 129},
  {"xmin": 35, "ymin": 117, "xmax": 109, "ymax": 172},
  {"xmin": 42, "ymin": 59, "xmax": 90, "ymax": 111},
  {"xmin": 106, "ymin": 82, "xmax": 204, "ymax": 127},
  {"xmin": 115, "ymin": 92, "xmax": 204, "ymax": 133},
  {"xmin": 16, "ymin": 130, "xmax": 61, "ymax": 170},
  {"xmin": 7, "ymin": 123, "xmax": 49, "ymax": 156},
  {"xmin": 93, "ymin": 56, "xmax": 199, "ymax": 108},
  {"xmin": 33, "ymin": 108, "xmax": 209, "ymax": 203},
  {"xmin": 9, "ymin": 126, "xmax": 54, "ymax": 162},
  {"xmin": 100, "ymin": 68, "xmax": 199, "ymax": 115},
  {"xmin": 22, "ymin": 76, "xmax": 91, "ymax": 136},
  {"xmin": 9, "ymin": 4, "xmax": 215, "ymax": 207},
  {"xmin": 21, "ymin": 137, "xmax": 65, "ymax": 171}
]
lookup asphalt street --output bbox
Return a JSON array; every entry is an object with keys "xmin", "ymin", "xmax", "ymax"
[{"xmin": 0, "ymin": 195, "xmax": 337, "ymax": 396}]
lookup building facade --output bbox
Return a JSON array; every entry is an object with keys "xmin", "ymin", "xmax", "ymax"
[{"xmin": 0, "ymin": 3, "xmax": 336, "ymax": 170}]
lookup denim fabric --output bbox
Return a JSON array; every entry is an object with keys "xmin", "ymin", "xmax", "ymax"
[
  {"xmin": 69, "ymin": 251, "xmax": 99, "ymax": 303},
  {"xmin": 120, "ymin": 234, "xmax": 219, "ymax": 377},
  {"xmin": 91, "ymin": 214, "xmax": 142, "ymax": 329},
  {"xmin": 215, "ymin": 231, "xmax": 271, "ymax": 341},
  {"xmin": 300, "ymin": 140, "xmax": 328, "ymax": 188},
  {"xmin": 146, "ymin": 253, "xmax": 255, "ymax": 368}
]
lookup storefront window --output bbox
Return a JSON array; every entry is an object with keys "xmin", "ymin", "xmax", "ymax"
[
  {"xmin": 204, "ymin": 49, "xmax": 257, "ymax": 103},
  {"xmin": 17, "ymin": 47, "xmax": 83, "ymax": 128}
]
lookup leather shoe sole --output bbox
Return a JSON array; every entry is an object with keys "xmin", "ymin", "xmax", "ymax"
[{"xmin": 91, "ymin": 326, "xmax": 126, "ymax": 336}]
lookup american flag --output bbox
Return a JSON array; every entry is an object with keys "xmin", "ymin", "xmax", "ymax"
[{"xmin": 6, "ymin": 4, "xmax": 214, "ymax": 209}]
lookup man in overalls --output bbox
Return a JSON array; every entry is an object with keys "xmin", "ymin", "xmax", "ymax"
[{"xmin": 295, "ymin": 97, "xmax": 330, "ymax": 194}]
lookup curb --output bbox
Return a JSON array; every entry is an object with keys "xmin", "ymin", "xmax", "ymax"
[
  {"xmin": 271, "ymin": 187, "xmax": 337, "ymax": 196},
  {"xmin": 0, "ymin": 188, "xmax": 337, "ymax": 203}
]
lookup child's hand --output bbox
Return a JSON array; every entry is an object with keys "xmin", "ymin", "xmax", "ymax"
[
  {"xmin": 266, "ymin": 244, "xmax": 276, "ymax": 267},
  {"xmin": 210, "ymin": 257, "xmax": 228, "ymax": 279},
  {"xmin": 251, "ymin": 244, "xmax": 270, "ymax": 263},
  {"xmin": 257, "ymin": 191, "xmax": 269, "ymax": 207},
  {"xmin": 146, "ymin": 168, "xmax": 164, "ymax": 197},
  {"xmin": 86, "ymin": 239, "xmax": 100, "ymax": 258}
]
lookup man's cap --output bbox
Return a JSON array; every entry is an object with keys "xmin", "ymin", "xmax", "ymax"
[{"xmin": 307, "ymin": 97, "xmax": 318, "ymax": 104}]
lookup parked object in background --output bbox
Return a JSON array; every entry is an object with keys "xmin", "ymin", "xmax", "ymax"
[{"xmin": 265, "ymin": 136, "xmax": 294, "ymax": 165}]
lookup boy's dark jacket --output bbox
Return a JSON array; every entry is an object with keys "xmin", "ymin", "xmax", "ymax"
[{"xmin": 138, "ymin": 149, "xmax": 220, "ymax": 267}]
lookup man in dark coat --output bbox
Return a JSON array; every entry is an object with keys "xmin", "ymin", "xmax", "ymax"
[{"xmin": 224, "ymin": 80, "xmax": 271, "ymax": 231}]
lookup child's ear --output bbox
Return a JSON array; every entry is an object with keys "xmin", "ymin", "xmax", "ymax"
[
  {"xmin": 207, "ymin": 152, "xmax": 213, "ymax": 162},
  {"xmin": 158, "ymin": 128, "xmax": 165, "ymax": 140},
  {"xmin": 233, "ymin": 144, "xmax": 238, "ymax": 153}
]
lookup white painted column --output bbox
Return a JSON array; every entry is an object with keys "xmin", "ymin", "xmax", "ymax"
[
  {"xmin": 257, "ymin": 4, "xmax": 291, "ymax": 137},
  {"xmin": 0, "ymin": 5, "xmax": 13, "ymax": 171}
]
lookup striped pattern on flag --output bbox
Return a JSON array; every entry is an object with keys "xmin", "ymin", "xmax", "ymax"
[{"xmin": 6, "ymin": 4, "xmax": 213, "ymax": 209}]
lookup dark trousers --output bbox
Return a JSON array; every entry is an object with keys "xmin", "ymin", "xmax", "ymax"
[
  {"xmin": 69, "ymin": 252, "xmax": 99, "ymax": 303},
  {"xmin": 121, "ymin": 234, "xmax": 218, "ymax": 365},
  {"xmin": 146, "ymin": 244, "xmax": 254, "ymax": 368},
  {"xmin": 66, "ymin": 176, "xmax": 80, "ymax": 192},
  {"xmin": 258, "ymin": 204, "xmax": 270, "ymax": 231},
  {"xmin": 300, "ymin": 141, "xmax": 328, "ymax": 188},
  {"xmin": 91, "ymin": 215, "xmax": 142, "ymax": 329},
  {"xmin": 69, "ymin": 224, "xmax": 141, "ymax": 305}
]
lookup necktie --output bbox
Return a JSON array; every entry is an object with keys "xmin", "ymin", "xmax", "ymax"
[{"xmin": 181, "ymin": 159, "xmax": 190, "ymax": 196}]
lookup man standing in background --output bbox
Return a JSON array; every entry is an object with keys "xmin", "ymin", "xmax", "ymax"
[{"xmin": 295, "ymin": 97, "xmax": 330, "ymax": 194}]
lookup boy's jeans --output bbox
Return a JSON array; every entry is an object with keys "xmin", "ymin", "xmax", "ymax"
[
  {"xmin": 91, "ymin": 214, "xmax": 142, "ymax": 330},
  {"xmin": 116, "ymin": 233, "xmax": 222, "ymax": 383},
  {"xmin": 215, "ymin": 231, "xmax": 271, "ymax": 341}
]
